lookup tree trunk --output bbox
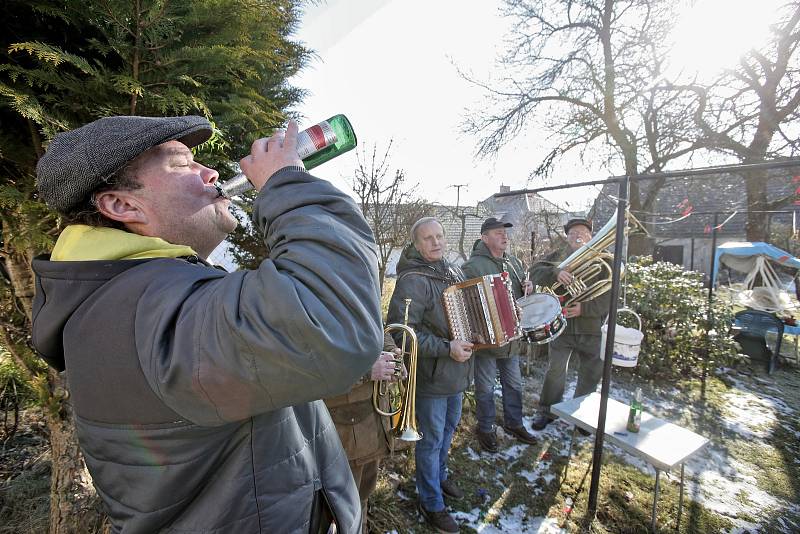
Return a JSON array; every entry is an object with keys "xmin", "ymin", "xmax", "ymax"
[
  {"xmin": 45, "ymin": 370, "xmax": 108, "ymax": 534},
  {"xmin": 377, "ymin": 264, "xmax": 387, "ymax": 295},
  {"xmin": 1, "ymin": 226, "xmax": 108, "ymax": 533},
  {"xmin": 1, "ymin": 221, "xmax": 36, "ymax": 318},
  {"xmin": 745, "ymin": 169, "xmax": 769, "ymax": 241}
]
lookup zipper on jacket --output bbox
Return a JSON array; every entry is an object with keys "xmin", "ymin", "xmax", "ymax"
[{"xmin": 319, "ymin": 487, "xmax": 341, "ymax": 534}]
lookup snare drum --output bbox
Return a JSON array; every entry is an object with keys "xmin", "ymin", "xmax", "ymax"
[{"xmin": 517, "ymin": 293, "xmax": 566, "ymax": 344}]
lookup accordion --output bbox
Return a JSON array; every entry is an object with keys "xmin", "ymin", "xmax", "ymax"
[{"xmin": 442, "ymin": 272, "xmax": 522, "ymax": 350}]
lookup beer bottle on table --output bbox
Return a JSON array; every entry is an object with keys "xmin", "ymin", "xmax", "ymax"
[
  {"xmin": 218, "ymin": 114, "xmax": 357, "ymax": 198},
  {"xmin": 627, "ymin": 387, "xmax": 642, "ymax": 433}
]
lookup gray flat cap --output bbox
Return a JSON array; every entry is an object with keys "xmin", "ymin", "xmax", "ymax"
[{"xmin": 36, "ymin": 115, "xmax": 213, "ymax": 213}]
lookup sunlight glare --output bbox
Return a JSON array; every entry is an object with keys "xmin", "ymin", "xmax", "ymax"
[{"xmin": 666, "ymin": 0, "xmax": 783, "ymax": 81}]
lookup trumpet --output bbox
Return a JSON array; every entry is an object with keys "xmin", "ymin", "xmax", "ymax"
[{"xmin": 372, "ymin": 298, "xmax": 422, "ymax": 442}]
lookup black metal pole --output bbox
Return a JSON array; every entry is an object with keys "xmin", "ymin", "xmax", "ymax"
[
  {"xmin": 493, "ymin": 157, "xmax": 800, "ymax": 199},
  {"xmin": 587, "ymin": 175, "xmax": 629, "ymax": 516},
  {"xmin": 701, "ymin": 213, "xmax": 719, "ymax": 397}
]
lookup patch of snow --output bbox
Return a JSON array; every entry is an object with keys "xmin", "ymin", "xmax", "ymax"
[
  {"xmin": 453, "ymin": 507, "xmax": 481, "ymax": 523},
  {"xmin": 510, "ymin": 363, "xmax": 800, "ymax": 533},
  {"xmin": 497, "ymin": 444, "xmax": 529, "ymax": 461},
  {"xmin": 518, "ymin": 460, "xmax": 552, "ymax": 484},
  {"xmin": 456, "ymin": 504, "xmax": 567, "ymax": 533}
]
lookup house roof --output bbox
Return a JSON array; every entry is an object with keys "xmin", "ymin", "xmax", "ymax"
[{"xmin": 591, "ymin": 165, "xmax": 800, "ymax": 238}]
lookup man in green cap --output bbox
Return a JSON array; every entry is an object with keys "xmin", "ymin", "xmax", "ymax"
[{"xmin": 529, "ymin": 218, "xmax": 609, "ymax": 432}]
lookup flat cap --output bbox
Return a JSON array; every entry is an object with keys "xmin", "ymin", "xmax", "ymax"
[
  {"xmin": 564, "ymin": 218, "xmax": 593, "ymax": 234},
  {"xmin": 481, "ymin": 217, "xmax": 513, "ymax": 234},
  {"xmin": 36, "ymin": 115, "xmax": 213, "ymax": 213}
]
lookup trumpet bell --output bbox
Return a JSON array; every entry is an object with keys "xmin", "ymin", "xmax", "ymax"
[
  {"xmin": 373, "ymin": 300, "xmax": 423, "ymax": 443},
  {"xmin": 395, "ymin": 427, "xmax": 423, "ymax": 442}
]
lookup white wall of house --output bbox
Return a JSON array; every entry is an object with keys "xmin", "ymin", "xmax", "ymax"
[{"xmin": 653, "ymin": 237, "xmax": 744, "ymax": 275}]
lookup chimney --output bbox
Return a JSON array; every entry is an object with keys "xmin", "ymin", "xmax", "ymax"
[{"xmin": 499, "ymin": 185, "xmax": 511, "ymax": 193}]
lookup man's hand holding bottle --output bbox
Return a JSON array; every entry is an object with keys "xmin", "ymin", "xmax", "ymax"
[{"xmin": 239, "ymin": 121, "xmax": 305, "ymax": 191}]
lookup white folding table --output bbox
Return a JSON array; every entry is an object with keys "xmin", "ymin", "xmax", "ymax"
[{"xmin": 551, "ymin": 392, "xmax": 709, "ymax": 532}]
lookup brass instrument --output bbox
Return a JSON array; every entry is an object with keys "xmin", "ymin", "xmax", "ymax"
[
  {"xmin": 546, "ymin": 211, "xmax": 643, "ymax": 306},
  {"xmin": 372, "ymin": 298, "xmax": 422, "ymax": 442}
]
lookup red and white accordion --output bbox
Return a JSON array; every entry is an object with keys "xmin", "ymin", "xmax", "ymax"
[{"xmin": 442, "ymin": 272, "xmax": 522, "ymax": 350}]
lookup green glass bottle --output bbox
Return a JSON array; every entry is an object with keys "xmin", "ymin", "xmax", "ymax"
[
  {"xmin": 296, "ymin": 114, "xmax": 357, "ymax": 170},
  {"xmin": 218, "ymin": 114, "xmax": 357, "ymax": 198},
  {"xmin": 626, "ymin": 387, "xmax": 642, "ymax": 433}
]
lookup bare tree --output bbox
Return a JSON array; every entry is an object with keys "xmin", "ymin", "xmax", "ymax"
[
  {"xmin": 434, "ymin": 185, "xmax": 488, "ymax": 261},
  {"xmin": 662, "ymin": 2, "xmax": 800, "ymax": 241},
  {"xmin": 462, "ymin": 0, "xmax": 702, "ymax": 251},
  {"xmin": 352, "ymin": 141, "xmax": 431, "ymax": 288},
  {"xmin": 443, "ymin": 206, "xmax": 487, "ymax": 261},
  {"xmin": 508, "ymin": 198, "xmax": 567, "ymax": 264}
]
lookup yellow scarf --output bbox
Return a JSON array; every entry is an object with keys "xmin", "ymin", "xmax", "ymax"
[{"xmin": 51, "ymin": 225, "xmax": 196, "ymax": 261}]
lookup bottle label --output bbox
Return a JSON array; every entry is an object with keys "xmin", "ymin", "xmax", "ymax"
[{"xmin": 296, "ymin": 121, "xmax": 337, "ymax": 159}]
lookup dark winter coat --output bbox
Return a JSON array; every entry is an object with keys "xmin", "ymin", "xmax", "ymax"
[
  {"xmin": 461, "ymin": 239, "xmax": 527, "ymax": 359},
  {"xmin": 386, "ymin": 244, "xmax": 473, "ymax": 397},
  {"xmin": 30, "ymin": 168, "xmax": 384, "ymax": 534}
]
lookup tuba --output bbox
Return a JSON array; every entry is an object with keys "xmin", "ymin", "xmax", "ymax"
[
  {"xmin": 545, "ymin": 211, "xmax": 643, "ymax": 306},
  {"xmin": 372, "ymin": 298, "xmax": 422, "ymax": 442}
]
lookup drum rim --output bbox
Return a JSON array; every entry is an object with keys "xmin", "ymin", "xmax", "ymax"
[{"xmin": 519, "ymin": 292, "xmax": 562, "ymax": 329}]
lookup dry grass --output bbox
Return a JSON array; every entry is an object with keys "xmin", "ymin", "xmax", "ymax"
[{"xmin": 363, "ymin": 354, "xmax": 800, "ymax": 533}]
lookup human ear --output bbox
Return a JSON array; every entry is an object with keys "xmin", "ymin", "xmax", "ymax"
[{"xmin": 94, "ymin": 191, "xmax": 148, "ymax": 225}]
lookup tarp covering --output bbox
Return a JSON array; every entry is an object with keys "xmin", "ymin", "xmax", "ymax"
[{"xmin": 712, "ymin": 241, "xmax": 800, "ymax": 284}]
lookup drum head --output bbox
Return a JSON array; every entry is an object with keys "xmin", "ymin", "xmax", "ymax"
[{"xmin": 518, "ymin": 293, "xmax": 561, "ymax": 329}]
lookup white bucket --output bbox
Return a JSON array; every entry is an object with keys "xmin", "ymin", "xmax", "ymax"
[{"xmin": 600, "ymin": 308, "xmax": 644, "ymax": 367}]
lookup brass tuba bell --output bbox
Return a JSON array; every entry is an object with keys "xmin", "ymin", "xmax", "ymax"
[
  {"xmin": 372, "ymin": 298, "xmax": 422, "ymax": 442},
  {"xmin": 546, "ymin": 211, "xmax": 643, "ymax": 306}
]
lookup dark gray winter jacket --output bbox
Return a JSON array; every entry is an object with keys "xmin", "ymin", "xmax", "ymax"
[
  {"xmin": 387, "ymin": 244, "xmax": 473, "ymax": 397},
  {"xmin": 30, "ymin": 168, "xmax": 383, "ymax": 534}
]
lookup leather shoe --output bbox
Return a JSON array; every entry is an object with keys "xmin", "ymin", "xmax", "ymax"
[
  {"xmin": 441, "ymin": 478, "xmax": 464, "ymax": 500},
  {"xmin": 531, "ymin": 412, "xmax": 557, "ymax": 431},
  {"xmin": 476, "ymin": 429, "xmax": 498, "ymax": 453},
  {"xmin": 502, "ymin": 424, "xmax": 537, "ymax": 445},
  {"xmin": 419, "ymin": 502, "xmax": 460, "ymax": 533}
]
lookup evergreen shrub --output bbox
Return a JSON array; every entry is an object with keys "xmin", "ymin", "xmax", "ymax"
[{"xmin": 619, "ymin": 257, "xmax": 742, "ymax": 379}]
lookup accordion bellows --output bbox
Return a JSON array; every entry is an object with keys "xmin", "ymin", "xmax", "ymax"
[{"xmin": 443, "ymin": 272, "xmax": 522, "ymax": 349}]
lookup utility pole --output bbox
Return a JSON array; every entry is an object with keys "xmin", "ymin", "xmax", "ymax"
[
  {"xmin": 448, "ymin": 184, "xmax": 471, "ymax": 260},
  {"xmin": 449, "ymin": 184, "xmax": 469, "ymax": 210}
]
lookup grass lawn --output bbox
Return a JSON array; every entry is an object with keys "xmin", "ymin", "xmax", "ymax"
[
  {"xmin": 2, "ymin": 336, "xmax": 798, "ymax": 533},
  {"xmin": 367, "ymin": 350, "xmax": 800, "ymax": 533}
]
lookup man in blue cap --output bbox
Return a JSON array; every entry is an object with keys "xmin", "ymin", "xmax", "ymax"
[{"xmin": 462, "ymin": 217, "xmax": 536, "ymax": 453}]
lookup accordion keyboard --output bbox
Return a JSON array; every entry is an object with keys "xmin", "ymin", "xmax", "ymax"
[{"xmin": 442, "ymin": 272, "xmax": 522, "ymax": 349}]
